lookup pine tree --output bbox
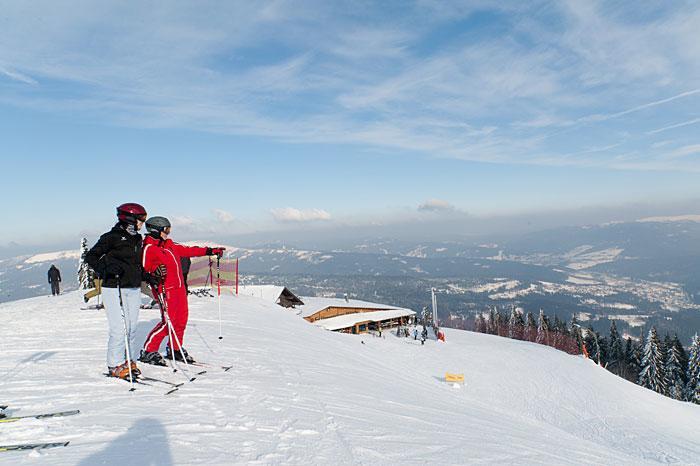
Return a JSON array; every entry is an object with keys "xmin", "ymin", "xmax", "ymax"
[
  {"xmin": 494, "ymin": 309, "xmax": 504, "ymax": 337},
  {"xmin": 671, "ymin": 334, "xmax": 688, "ymax": 383},
  {"xmin": 569, "ymin": 315, "xmax": 583, "ymax": 355},
  {"xmin": 665, "ymin": 339, "xmax": 685, "ymax": 400},
  {"xmin": 623, "ymin": 337, "xmax": 637, "ymax": 382},
  {"xmin": 488, "ymin": 308, "xmax": 497, "ymax": 335},
  {"xmin": 662, "ymin": 333, "xmax": 672, "ymax": 365},
  {"xmin": 552, "ymin": 315, "xmax": 562, "ymax": 349},
  {"xmin": 475, "ymin": 314, "xmax": 486, "ymax": 333},
  {"xmin": 685, "ymin": 334, "xmax": 700, "ymax": 404},
  {"xmin": 598, "ymin": 335, "xmax": 609, "ymax": 367},
  {"xmin": 525, "ymin": 312, "xmax": 536, "ymax": 342},
  {"xmin": 608, "ymin": 320, "xmax": 625, "ymax": 376},
  {"xmin": 557, "ymin": 318, "xmax": 570, "ymax": 352},
  {"xmin": 78, "ymin": 237, "xmax": 95, "ymax": 290},
  {"xmin": 584, "ymin": 326, "xmax": 602, "ymax": 364},
  {"xmin": 508, "ymin": 306, "xmax": 524, "ymax": 340},
  {"xmin": 638, "ymin": 327, "xmax": 667, "ymax": 395},
  {"xmin": 536, "ymin": 309, "xmax": 549, "ymax": 346},
  {"xmin": 632, "ymin": 335, "xmax": 644, "ymax": 382}
]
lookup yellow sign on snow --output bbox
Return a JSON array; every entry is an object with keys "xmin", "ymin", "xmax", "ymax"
[{"xmin": 445, "ymin": 372, "xmax": 464, "ymax": 383}]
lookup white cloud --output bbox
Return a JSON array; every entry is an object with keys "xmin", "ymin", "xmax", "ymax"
[
  {"xmin": 0, "ymin": 66, "xmax": 37, "ymax": 85},
  {"xmin": 418, "ymin": 199, "xmax": 455, "ymax": 212},
  {"xmin": 172, "ymin": 216, "xmax": 195, "ymax": 227},
  {"xmin": 647, "ymin": 117, "xmax": 700, "ymax": 135},
  {"xmin": 213, "ymin": 209, "xmax": 234, "ymax": 223},
  {"xmin": 270, "ymin": 207, "xmax": 332, "ymax": 223},
  {"xmin": 665, "ymin": 144, "xmax": 700, "ymax": 159}
]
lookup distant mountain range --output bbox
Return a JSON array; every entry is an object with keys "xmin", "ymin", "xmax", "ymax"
[{"xmin": 2, "ymin": 217, "xmax": 699, "ymax": 339}]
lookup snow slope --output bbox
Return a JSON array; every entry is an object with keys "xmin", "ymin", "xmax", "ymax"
[{"xmin": 1, "ymin": 292, "xmax": 699, "ymax": 465}]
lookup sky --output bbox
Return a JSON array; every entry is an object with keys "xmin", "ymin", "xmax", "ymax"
[{"xmin": 1, "ymin": 0, "xmax": 699, "ymax": 247}]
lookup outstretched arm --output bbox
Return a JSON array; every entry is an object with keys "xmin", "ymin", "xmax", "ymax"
[{"xmin": 172, "ymin": 243, "xmax": 224, "ymax": 258}]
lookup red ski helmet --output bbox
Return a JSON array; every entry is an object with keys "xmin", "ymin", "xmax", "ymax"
[{"xmin": 116, "ymin": 203, "xmax": 147, "ymax": 225}]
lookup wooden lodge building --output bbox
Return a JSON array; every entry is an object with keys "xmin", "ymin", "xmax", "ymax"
[{"xmin": 298, "ymin": 297, "xmax": 416, "ymax": 334}]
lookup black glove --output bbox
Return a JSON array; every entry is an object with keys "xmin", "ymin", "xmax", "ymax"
[
  {"xmin": 206, "ymin": 247, "xmax": 225, "ymax": 258},
  {"xmin": 145, "ymin": 273, "xmax": 160, "ymax": 287},
  {"xmin": 154, "ymin": 264, "xmax": 167, "ymax": 280}
]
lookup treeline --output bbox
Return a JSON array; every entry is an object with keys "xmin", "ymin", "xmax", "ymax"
[{"xmin": 471, "ymin": 307, "xmax": 700, "ymax": 404}]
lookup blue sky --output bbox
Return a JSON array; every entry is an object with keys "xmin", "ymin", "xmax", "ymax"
[{"xmin": 1, "ymin": 1, "xmax": 699, "ymax": 246}]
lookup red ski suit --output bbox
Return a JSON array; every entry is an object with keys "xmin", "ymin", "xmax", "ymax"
[{"xmin": 141, "ymin": 236, "xmax": 209, "ymax": 353}]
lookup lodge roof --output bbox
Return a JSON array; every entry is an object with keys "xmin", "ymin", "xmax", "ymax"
[
  {"xmin": 312, "ymin": 308, "xmax": 417, "ymax": 331},
  {"xmin": 297, "ymin": 296, "xmax": 413, "ymax": 318}
]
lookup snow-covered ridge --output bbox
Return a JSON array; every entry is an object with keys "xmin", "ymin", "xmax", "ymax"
[
  {"xmin": 1, "ymin": 291, "xmax": 699, "ymax": 464},
  {"xmin": 637, "ymin": 214, "xmax": 700, "ymax": 223},
  {"xmin": 24, "ymin": 250, "xmax": 80, "ymax": 264},
  {"xmin": 566, "ymin": 247, "xmax": 624, "ymax": 270}
]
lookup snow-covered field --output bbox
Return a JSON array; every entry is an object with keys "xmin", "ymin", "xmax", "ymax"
[
  {"xmin": 1, "ymin": 291, "xmax": 699, "ymax": 464},
  {"xmin": 566, "ymin": 247, "xmax": 624, "ymax": 270}
]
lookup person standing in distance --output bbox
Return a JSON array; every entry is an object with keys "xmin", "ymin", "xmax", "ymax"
[
  {"xmin": 85, "ymin": 203, "xmax": 147, "ymax": 379},
  {"xmin": 140, "ymin": 216, "xmax": 225, "ymax": 366},
  {"xmin": 48, "ymin": 264, "xmax": 61, "ymax": 296}
]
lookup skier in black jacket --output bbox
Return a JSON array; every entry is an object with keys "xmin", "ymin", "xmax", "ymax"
[
  {"xmin": 85, "ymin": 203, "xmax": 147, "ymax": 380},
  {"xmin": 48, "ymin": 265, "xmax": 61, "ymax": 296}
]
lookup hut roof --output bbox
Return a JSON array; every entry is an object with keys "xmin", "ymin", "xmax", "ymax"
[
  {"xmin": 237, "ymin": 285, "xmax": 304, "ymax": 307},
  {"xmin": 297, "ymin": 297, "xmax": 413, "ymax": 318},
  {"xmin": 312, "ymin": 308, "xmax": 416, "ymax": 331}
]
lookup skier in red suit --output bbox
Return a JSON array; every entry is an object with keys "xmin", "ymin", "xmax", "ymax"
[{"xmin": 139, "ymin": 216, "xmax": 225, "ymax": 366}]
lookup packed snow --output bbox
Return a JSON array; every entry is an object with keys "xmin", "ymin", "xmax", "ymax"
[{"xmin": 1, "ymin": 291, "xmax": 699, "ymax": 464}]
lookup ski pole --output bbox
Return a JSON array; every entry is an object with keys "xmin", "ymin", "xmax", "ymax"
[
  {"xmin": 158, "ymin": 286, "xmax": 196, "ymax": 382},
  {"xmin": 116, "ymin": 277, "xmax": 135, "ymax": 391},
  {"xmin": 163, "ymin": 310, "xmax": 196, "ymax": 382},
  {"xmin": 217, "ymin": 255, "xmax": 222, "ymax": 340},
  {"xmin": 156, "ymin": 284, "xmax": 178, "ymax": 373},
  {"xmin": 153, "ymin": 285, "xmax": 178, "ymax": 373}
]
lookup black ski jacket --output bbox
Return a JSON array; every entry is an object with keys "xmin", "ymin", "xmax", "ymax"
[
  {"xmin": 48, "ymin": 266, "xmax": 61, "ymax": 283},
  {"xmin": 85, "ymin": 224, "xmax": 143, "ymax": 288}
]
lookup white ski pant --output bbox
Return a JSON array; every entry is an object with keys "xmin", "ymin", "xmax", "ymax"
[{"xmin": 102, "ymin": 287, "xmax": 141, "ymax": 368}]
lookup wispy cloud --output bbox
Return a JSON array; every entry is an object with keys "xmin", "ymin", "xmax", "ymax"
[
  {"xmin": 270, "ymin": 207, "xmax": 332, "ymax": 223},
  {"xmin": 647, "ymin": 117, "xmax": 700, "ymax": 135},
  {"xmin": 1, "ymin": 1, "xmax": 699, "ymax": 171},
  {"xmin": 0, "ymin": 66, "xmax": 37, "ymax": 85},
  {"xmin": 212, "ymin": 209, "xmax": 234, "ymax": 223},
  {"xmin": 418, "ymin": 199, "xmax": 456, "ymax": 212}
]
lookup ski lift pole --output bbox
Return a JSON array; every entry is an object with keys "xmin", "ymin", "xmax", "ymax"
[
  {"xmin": 217, "ymin": 256, "xmax": 222, "ymax": 340},
  {"xmin": 431, "ymin": 288, "xmax": 439, "ymax": 328}
]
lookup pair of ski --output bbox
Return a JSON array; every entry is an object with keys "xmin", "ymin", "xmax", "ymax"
[
  {"xmin": 104, "ymin": 372, "xmax": 185, "ymax": 395},
  {"xmin": 106, "ymin": 361, "xmax": 230, "ymax": 395},
  {"xmin": 159, "ymin": 360, "xmax": 233, "ymax": 393},
  {"xmin": 0, "ymin": 407, "xmax": 78, "ymax": 453},
  {"xmin": 159, "ymin": 360, "xmax": 233, "ymax": 394}
]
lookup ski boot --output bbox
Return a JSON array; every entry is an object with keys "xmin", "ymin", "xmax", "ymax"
[
  {"xmin": 130, "ymin": 360, "xmax": 141, "ymax": 377},
  {"xmin": 166, "ymin": 347, "xmax": 195, "ymax": 364},
  {"xmin": 139, "ymin": 350, "xmax": 167, "ymax": 367},
  {"xmin": 108, "ymin": 362, "xmax": 132, "ymax": 380}
]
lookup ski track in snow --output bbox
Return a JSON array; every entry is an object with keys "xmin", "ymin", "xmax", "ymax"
[{"xmin": 1, "ymin": 292, "xmax": 699, "ymax": 465}]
